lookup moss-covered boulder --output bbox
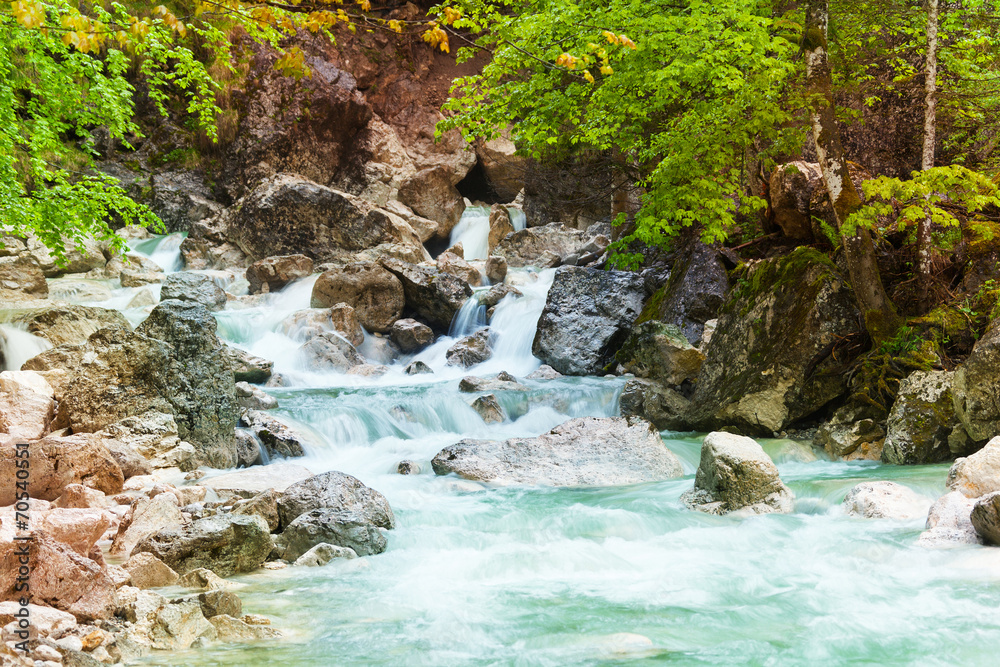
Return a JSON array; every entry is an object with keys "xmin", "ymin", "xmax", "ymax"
[
  {"xmin": 686, "ymin": 248, "xmax": 862, "ymax": 435},
  {"xmin": 952, "ymin": 318, "xmax": 1000, "ymax": 444},
  {"xmin": 619, "ymin": 379, "xmax": 691, "ymax": 431},
  {"xmin": 615, "ymin": 321, "xmax": 705, "ymax": 385},
  {"xmin": 881, "ymin": 370, "xmax": 959, "ymax": 464}
]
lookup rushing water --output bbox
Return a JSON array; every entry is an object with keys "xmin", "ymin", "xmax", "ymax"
[
  {"xmin": 449, "ymin": 205, "xmax": 527, "ymax": 261},
  {"xmin": 19, "ymin": 229, "xmax": 1000, "ymax": 665}
]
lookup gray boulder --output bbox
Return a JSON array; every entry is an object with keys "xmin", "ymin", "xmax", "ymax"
[
  {"xmin": 882, "ymin": 370, "xmax": 958, "ymax": 464},
  {"xmin": 299, "ymin": 331, "xmax": 364, "ymax": 372},
  {"xmin": 293, "ymin": 543, "xmax": 358, "ymax": 567},
  {"xmin": 160, "ymin": 272, "xmax": 228, "ymax": 312},
  {"xmin": 6, "ymin": 304, "xmax": 130, "ymax": 346},
  {"xmin": 471, "ymin": 394, "xmax": 505, "ymax": 423},
  {"xmin": 919, "ymin": 491, "xmax": 982, "ymax": 547},
  {"xmin": 686, "ymin": 249, "xmax": 861, "ymax": 435},
  {"xmin": 681, "ymin": 432, "xmax": 793, "ymax": 515},
  {"xmin": 618, "ymin": 379, "xmax": 691, "ymax": 431},
  {"xmin": 276, "ymin": 509, "xmax": 387, "ymax": 560},
  {"xmin": 493, "ymin": 224, "xmax": 591, "ymax": 267},
  {"xmin": 432, "ymin": 416, "xmax": 683, "ymax": 486},
  {"xmin": 133, "ymin": 514, "xmax": 273, "ymax": 577},
  {"xmin": 277, "ymin": 471, "xmax": 395, "ymax": 530},
  {"xmin": 458, "ymin": 373, "xmax": 529, "ymax": 393},
  {"xmin": 948, "ymin": 436, "xmax": 1000, "ymax": 498},
  {"xmin": 532, "ymin": 267, "xmax": 645, "ymax": 375},
  {"xmin": 639, "ymin": 243, "xmax": 728, "ymax": 346}
]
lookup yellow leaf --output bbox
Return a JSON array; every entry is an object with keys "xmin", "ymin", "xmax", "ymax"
[
  {"xmin": 603, "ymin": 30, "xmax": 618, "ymax": 45},
  {"xmin": 600, "ymin": 64, "xmax": 613, "ymax": 75},
  {"xmin": 359, "ymin": 0, "xmax": 371, "ymax": 10},
  {"xmin": 388, "ymin": 19, "xmax": 402, "ymax": 33},
  {"xmin": 583, "ymin": 70, "xmax": 595, "ymax": 83}
]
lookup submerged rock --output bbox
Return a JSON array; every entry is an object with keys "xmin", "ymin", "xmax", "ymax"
[
  {"xmin": 471, "ymin": 394, "xmax": 505, "ymax": 423},
  {"xmin": 842, "ymin": 481, "xmax": 931, "ymax": 519},
  {"xmin": 293, "ymin": 543, "xmax": 358, "ymax": 567},
  {"xmin": 681, "ymin": 432, "xmax": 793, "ymax": 515},
  {"xmin": 432, "ymin": 416, "xmax": 683, "ymax": 486},
  {"xmin": 881, "ymin": 370, "xmax": 958, "ymax": 465},
  {"xmin": 458, "ymin": 373, "xmax": 529, "ymax": 393},
  {"xmin": 404, "ymin": 360, "xmax": 433, "ymax": 375},
  {"xmin": 532, "ymin": 267, "xmax": 645, "ymax": 375},
  {"xmin": 300, "ymin": 331, "xmax": 365, "ymax": 372},
  {"xmin": 446, "ymin": 329, "xmax": 493, "ymax": 368}
]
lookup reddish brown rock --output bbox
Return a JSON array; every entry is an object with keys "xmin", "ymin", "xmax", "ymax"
[
  {"xmin": 245, "ymin": 254, "xmax": 314, "ymax": 294},
  {"xmin": 0, "ymin": 434, "xmax": 123, "ymax": 505}
]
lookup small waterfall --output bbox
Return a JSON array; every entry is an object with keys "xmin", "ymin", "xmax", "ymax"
[
  {"xmin": 448, "ymin": 206, "xmax": 491, "ymax": 260},
  {"xmin": 0, "ymin": 324, "xmax": 52, "ymax": 371},
  {"xmin": 509, "ymin": 207, "xmax": 527, "ymax": 231},
  {"xmin": 448, "ymin": 295, "xmax": 487, "ymax": 338},
  {"xmin": 129, "ymin": 232, "xmax": 186, "ymax": 272}
]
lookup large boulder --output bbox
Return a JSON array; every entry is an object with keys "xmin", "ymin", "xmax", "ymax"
[
  {"xmin": 0, "ymin": 434, "xmax": 123, "ymax": 505},
  {"xmin": 842, "ymin": 481, "xmax": 932, "ymax": 519},
  {"xmin": 615, "ymin": 321, "xmax": 705, "ymax": 386},
  {"xmin": 532, "ymin": 267, "xmax": 645, "ymax": 375},
  {"xmin": 6, "ymin": 305, "xmax": 130, "ymax": 346},
  {"xmin": 159, "ymin": 272, "xmax": 228, "ymax": 312},
  {"xmin": 110, "ymin": 495, "xmax": 185, "ymax": 558},
  {"xmin": 477, "ymin": 137, "xmax": 528, "ymax": 203},
  {"xmin": 0, "ymin": 255, "xmax": 47, "ymax": 299},
  {"xmin": 245, "ymin": 254, "xmax": 314, "ymax": 294},
  {"xmin": 133, "ymin": 515, "xmax": 272, "ymax": 577},
  {"xmin": 148, "ymin": 170, "xmax": 224, "ymax": 233},
  {"xmin": 97, "ymin": 411, "xmax": 195, "ymax": 472},
  {"xmin": 0, "ymin": 374, "xmax": 55, "ymax": 439},
  {"xmin": 918, "ymin": 491, "xmax": 982, "ymax": 547},
  {"xmin": 48, "ymin": 302, "xmax": 238, "ymax": 468},
  {"xmin": 487, "ymin": 204, "xmax": 515, "ymax": 253},
  {"xmin": 223, "ymin": 174, "xmax": 424, "ymax": 263},
  {"xmin": 310, "ymin": 262, "xmax": 404, "ymax": 333},
  {"xmin": 681, "ymin": 432, "xmax": 794, "ymax": 515},
  {"xmin": 397, "ymin": 166, "xmax": 465, "ymax": 238},
  {"xmin": 686, "ymin": 249, "xmax": 862, "ymax": 435},
  {"xmin": 0, "ymin": 531, "xmax": 117, "ymax": 622},
  {"xmin": 952, "ymin": 318, "xmax": 1000, "ymax": 443},
  {"xmin": 432, "ymin": 416, "xmax": 683, "ymax": 486},
  {"xmin": 881, "ymin": 370, "xmax": 958, "ymax": 464},
  {"xmin": 276, "ymin": 509, "xmax": 387, "ymax": 561},
  {"xmin": 436, "ymin": 250, "xmax": 482, "ymax": 286},
  {"xmin": 947, "ymin": 436, "xmax": 1000, "ymax": 498},
  {"xmin": 277, "ymin": 471, "xmax": 395, "ymax": 530},
  {"xmin": 637, "ymin": 243, "xmax": 729, "ymax": 346},
  {"xmin": 380, "ymin": 257, "xmax": 474, "ymax": 331},
  {"xmin": 493, "ymin": 224, "xmax": 591, "ymax": 267}
]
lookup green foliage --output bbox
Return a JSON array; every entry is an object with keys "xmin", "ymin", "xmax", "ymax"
[
  {"xmin": 437, "ymin": 0, "xmax": 803, "ymax": 257},
  {"xmin": 851, "ymin": 325, "xmax": 938, "ymax": 412},
  {"xmin": 844, "ymin": 165, "xmax": 1000, "ymax": 249}
]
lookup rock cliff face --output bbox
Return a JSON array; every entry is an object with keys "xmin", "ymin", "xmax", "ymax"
[{"xmin": 686, "ymin": 249, "xmax": 862, "ymax": 435}]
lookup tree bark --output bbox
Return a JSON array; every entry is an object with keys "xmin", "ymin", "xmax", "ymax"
[
  {"xmin": 917, "ymin": 0, "xmax": 939, "ymax": 305},
  {"xmin": 804, "ymin": 0, "xmax": 901, "ymax": 342}
]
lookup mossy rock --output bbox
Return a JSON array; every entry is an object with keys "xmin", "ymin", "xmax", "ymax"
[{"xmin": 882, "ymin": 370, "xmax": 958, "ymax": 465}]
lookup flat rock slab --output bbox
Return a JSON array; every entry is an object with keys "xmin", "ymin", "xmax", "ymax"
[
  {"xmin": 431, "ymin": 416, "xmax": 683, "ymax": 486},
  {"xmin": 203, "ymin": 463, "xmax": 314, "ymax": 498}
]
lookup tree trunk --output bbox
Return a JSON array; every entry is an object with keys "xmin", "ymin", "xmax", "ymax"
[
  {"xmin": 804, "ymin": 0, "xmax": 901, "ymax": 342},
  {"xmin": 917, "ymin": 0, "xmax": 939, "ymax": 305}
]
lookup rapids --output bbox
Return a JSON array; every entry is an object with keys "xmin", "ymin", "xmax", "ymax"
[{"xmin": 21, "ymin": 227, "xmax": 1000, "ymax": 665}]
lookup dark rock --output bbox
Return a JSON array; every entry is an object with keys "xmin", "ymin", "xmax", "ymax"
[
  {"xmin": 380, "ymin": 257, "xmax": 473, "ymax": 331},
  {"xmin": 532, "ymin": 267, "xmax": 645, "ymax": 375},
  {"xmin": 615, "ymin": 321, "xmax": 705, "ymax": 385},
  {"xmin": 277, "ymin": 470, "xmax": 395, "ymax": 530},
  {"xmin": 276, "ymin": 509, "xmax": 387, "ymax": 560},
  {"xmin": 404, "ymin": 360, "xmax": 433, "ymax": 375},
  {"xmin": 221, "ymin": 344, "xmax": 273, "ymax": 384},
  {"xmin": 619, "ymin": 379, "xmax": 692, "ymax": 431},
  {"xmin": 238, "ymin": 410, "xmax": 307, "ymax": 459},
  {"xmin": 134, "ymin": 514, "xmax": 273, "ymax": 577}
]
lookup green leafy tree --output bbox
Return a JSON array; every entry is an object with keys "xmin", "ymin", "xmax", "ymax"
[{"xmin": 437, "ymin": 0, "xmax": 804, "ymax": 264}]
